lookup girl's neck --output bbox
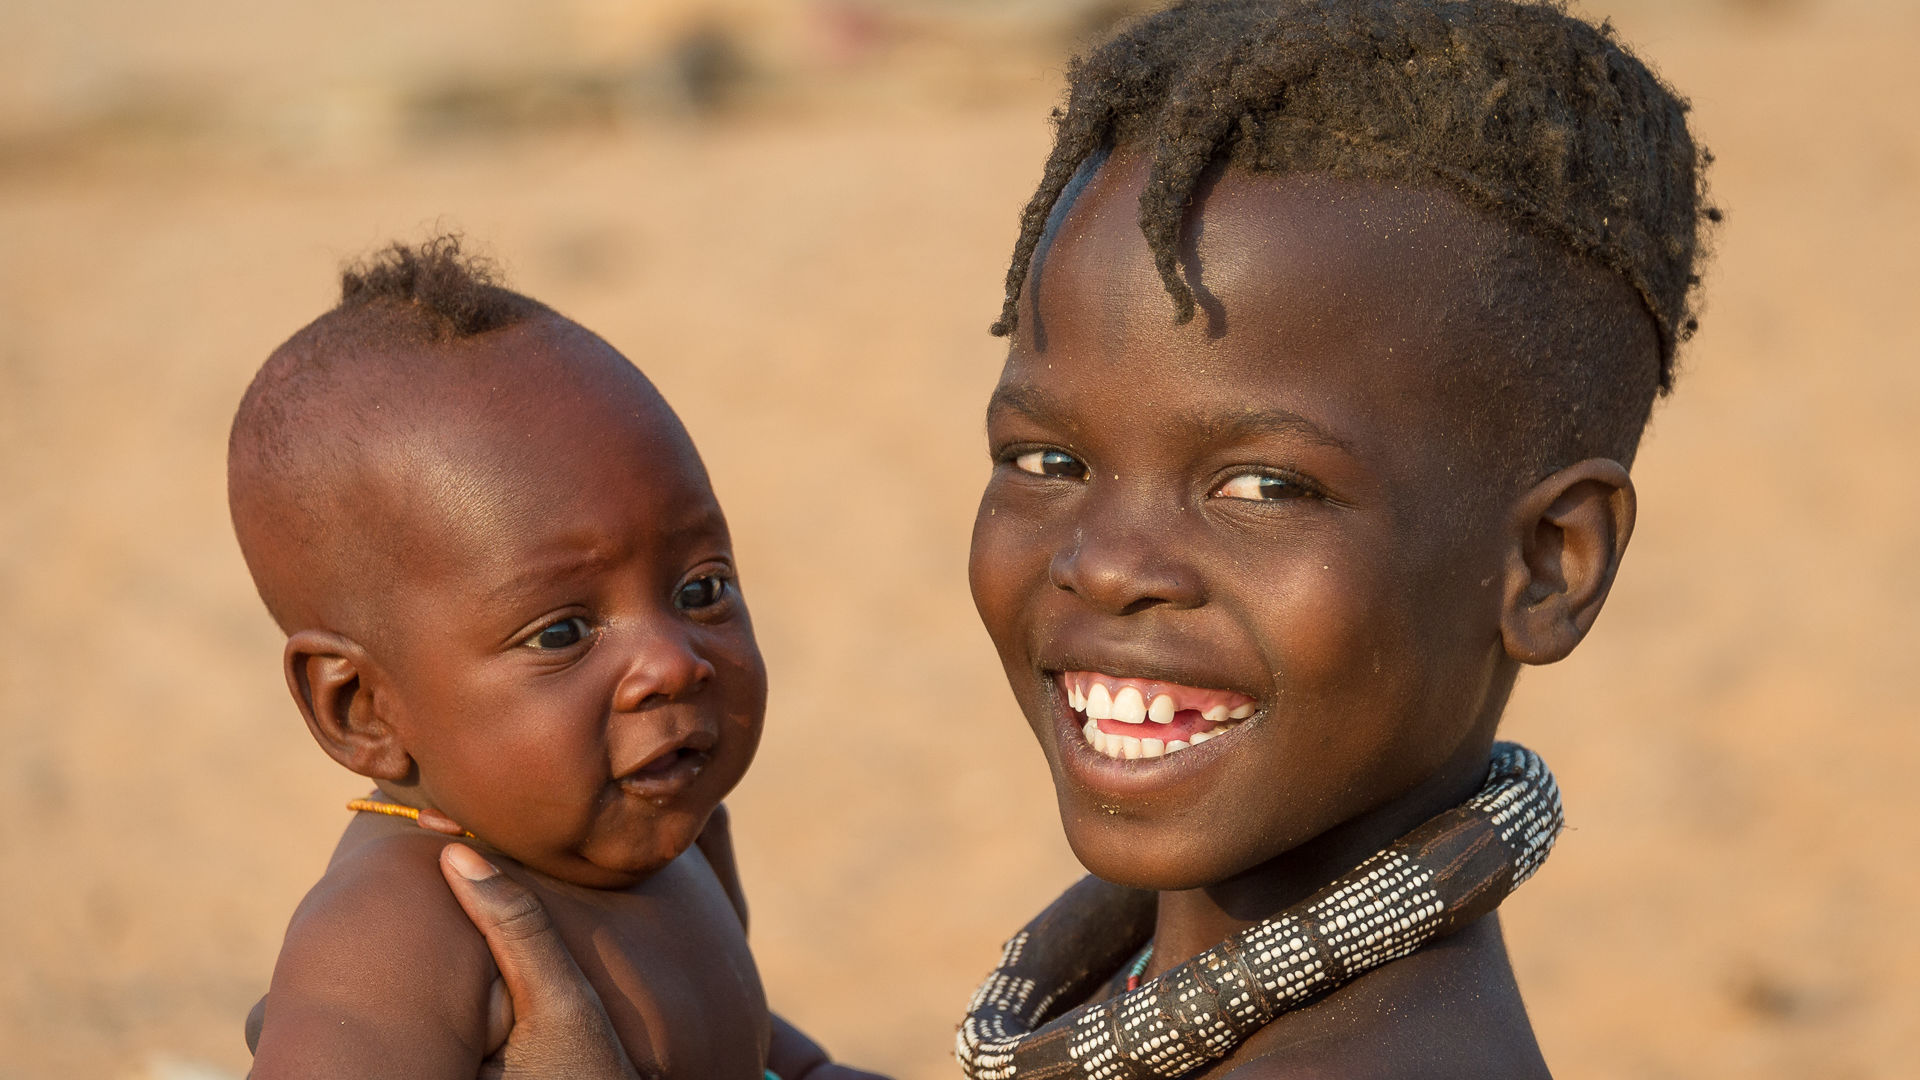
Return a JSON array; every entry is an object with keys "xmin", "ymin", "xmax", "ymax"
[{"xmin": 1147, "ymin": 730, "xmax": 1496, "ymax": 978}]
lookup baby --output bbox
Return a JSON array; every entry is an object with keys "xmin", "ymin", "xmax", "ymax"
[{"xmin": 232, "ymin": 238, "xmax": 873, "ymax": 1080}]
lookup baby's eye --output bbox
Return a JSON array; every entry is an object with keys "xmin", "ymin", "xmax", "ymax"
[
  {"xmin": 526, "ymin": 616, "xmax": 591, "ymax": 650},
  {"xmin": 675, "ymin": 574, "xmax": 731, "ymax": 611},
  {"xmin": 1214, "ymin": 472, "xmax": 1313, "ymax": 502},
  {"xmin": 1013, "ymin": 449, "xmax": 1089, "ymax": 480}
]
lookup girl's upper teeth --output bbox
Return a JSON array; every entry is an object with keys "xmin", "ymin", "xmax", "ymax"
[
  {"xmin": 1086, "ymin": 682, "xmax": 1113, "ymax": 719},
  {"xmin": 1063, "ymin": 671, "xmax": 1255, "ymax": 721},
  {"xmin": 1062, "ymin": 670, "xmax": 1259, "ymax": 762}
]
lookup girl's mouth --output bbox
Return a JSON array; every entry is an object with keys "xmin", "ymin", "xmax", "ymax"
[{"xmin": 1057, "ymin": 670, "xmax": 1256, "ymax": 760}]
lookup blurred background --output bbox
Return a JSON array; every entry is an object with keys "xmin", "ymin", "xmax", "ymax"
[{"xmin": 1, "ymin": 0, "xmax": 1915, "ymax": 1077}]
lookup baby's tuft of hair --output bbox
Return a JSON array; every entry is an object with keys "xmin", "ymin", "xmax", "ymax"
[
  {"xmin": 337, "ymin": 234, "xmax": 533, "ymax": 341},
  {"xmin": 992, "ymin": 0, "xmax": 1717, "ymax": 392}
]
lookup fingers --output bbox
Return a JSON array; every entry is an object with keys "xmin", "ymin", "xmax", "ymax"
[
  {"xmin": 244, "ymin": 993, "xmax": 266, "ymax": 1055},
  {"xmin": 438, "ymin": 844, "xmax": 642, "ymax": 1080},
  {"xmin": 438, "ymin": 845, "xmax": 585, "ymax": 999},
  {"xmin": 484, "ymin": 977, "xmax": 514, "ymax": 1058}
]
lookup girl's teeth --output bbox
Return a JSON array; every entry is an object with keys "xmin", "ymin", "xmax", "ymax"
[
  {"xmin": 1079, "ymin": 722, "xmax": 1231, "ymax": 760},
  {"xmin": 1066, "ymin": 674, "xmax": 1256, "ymax": 761},
  {"xmin": 1086, "ymin": 683, "xmax": 1115, "ymax": 720},
  {"xmin": 1147, "ymin": 694, "xmax": 1176, "ymax": 724}
]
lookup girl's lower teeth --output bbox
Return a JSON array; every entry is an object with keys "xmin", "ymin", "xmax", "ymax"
[{"xmin": 1080, "ymin": 718, "xmax": 1228, "ymax": 760}]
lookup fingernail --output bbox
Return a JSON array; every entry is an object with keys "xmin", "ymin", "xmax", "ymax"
[
  {"xmin": 445, "ymin": 844, "xmax": 499, "ymax": 881},
  {"xmin": 417, "ymin": 807, "xmax": 468, "ymax": 836}
]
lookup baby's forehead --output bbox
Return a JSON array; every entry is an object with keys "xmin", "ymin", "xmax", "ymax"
[
  {"xmin": 321, "ymin": 318, "xmax": 676, "ymax": 454},
  {"xmin": 352, "ymin": 328, "xmax": 697, "ymax": 508},
  {"xmin": 232, "ymin": 314, "xmax": 708, "ymax": 607}
]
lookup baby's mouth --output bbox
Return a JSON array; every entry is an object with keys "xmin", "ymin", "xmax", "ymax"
[
  {"xmin": 1059, "ymin": 671, "xmax": 1256, "ymax": 761},
  {"xmin": 614, "ymin": 727, "xmax": 718, "ymax": 798}
]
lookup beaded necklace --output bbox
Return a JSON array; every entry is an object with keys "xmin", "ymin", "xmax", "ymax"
[
  {"xmin": 1125, "ymin": 947, "xmax": 1153, "ymax": 993},
  {"xmin": 347, "ymin": 797, "xmax": 475, "ymax": 837},
  {"xmin": 956, "ymin": 742, "xmax": 1562, "ymax": 1080}
]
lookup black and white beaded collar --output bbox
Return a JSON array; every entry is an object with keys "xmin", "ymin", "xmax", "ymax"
[{"xmin": 956, "ymin": 742, "xmax": 1563, "ymax": 1080}]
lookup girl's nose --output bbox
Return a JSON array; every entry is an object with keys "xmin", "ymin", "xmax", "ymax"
[
  {"xmin": 1048, "ymin": 493, "xmax": 1206, "ymax": 615},
  {"xmin": 611, "ymin": 626, "xmax": 716, "ymax": 712}
]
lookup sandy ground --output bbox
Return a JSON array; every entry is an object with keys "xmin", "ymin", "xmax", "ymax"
[{"xmin": 1, "ymin": 2, "xmax": 1916, "ymax": 1078}]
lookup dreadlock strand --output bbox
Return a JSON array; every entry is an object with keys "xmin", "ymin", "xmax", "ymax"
[{"xmin": 992, "ymin": 103, "xmax": 1117, "ymax": 337}]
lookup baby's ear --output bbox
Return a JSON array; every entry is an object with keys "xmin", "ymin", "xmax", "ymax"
[
  {"xmin": 283, "ymin": 630, "xmax": 414, "ymax": 780},
  {"xmin": 1498, "ymin": 458, "xmax": 1636, "ymax": 665}
]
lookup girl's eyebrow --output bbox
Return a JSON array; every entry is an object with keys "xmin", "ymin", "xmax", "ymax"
[
  {"xmin": 1199, "ymin": 408, "xmax": 1354, "ymax": 452},
  {"xmin": 987, "ymin": 384, "xmax": 1351, "ymax": 453},
  {"xmin": 984, "ymin": 383, "xmax": 1062, "ymax": 426}
]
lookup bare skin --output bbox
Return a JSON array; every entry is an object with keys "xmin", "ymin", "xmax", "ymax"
[
  {"xmin": 239, "ymin": 318, "xmax": 878, "ymax": 1079},
  {"xmin": 966, "ymin": 151, "xmax": 1640, "ymax": 1078},
  {"xmin": 405, "ymin": 157, "xmax": 1641, "ymax": 1076},
  {"xmin": 428, "ymin": 840, "xmax": 867, "ymax": 1080}
]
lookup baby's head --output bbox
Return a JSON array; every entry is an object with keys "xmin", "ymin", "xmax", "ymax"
[
  {"xmin": 969, "ymin": 0, "xmax": 1713, "ymax": 889},
  {"xmin": 230, "ymin": 237, "xmax": 764, "ymax": 889}
]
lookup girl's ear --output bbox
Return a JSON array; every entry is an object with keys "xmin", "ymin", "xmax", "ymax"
[
  {"xmin": 1499, "ymin": 458, "xmax": 1637, "ymax": 665},
  {"xmin": 283, "ymin": 630, "xmax": 414, "ymax": 781}
]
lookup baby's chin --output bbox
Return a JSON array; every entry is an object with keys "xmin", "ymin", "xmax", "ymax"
[
  {"xmin": 506, "ymin": 839, "xmax": 685, "ymax": 890},
  {"xmin": 489, "ymin": 809, "xmax": 713, "ymax": 891}
]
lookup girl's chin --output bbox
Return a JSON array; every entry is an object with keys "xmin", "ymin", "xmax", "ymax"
[{"xmin": 1055, "ymin": 809, "xmax": 1259, "ymax": 894}]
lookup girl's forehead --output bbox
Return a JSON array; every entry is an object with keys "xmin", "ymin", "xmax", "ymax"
[
  {"xmin": 1015, "ymin": 175, "xmax": 1495, "ymax": 419},
  {"xmin": 1035, "ymin": 154, "xmax": 1505, "ymax": 328}
]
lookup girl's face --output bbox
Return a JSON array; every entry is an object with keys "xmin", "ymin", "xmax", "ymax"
[{"xmin": 969, "ymin": 154, "xmax": 1523, "ymax": 891}]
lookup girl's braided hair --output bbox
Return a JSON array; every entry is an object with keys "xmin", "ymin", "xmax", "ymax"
[{"xmin": 992, "ymin": 0, "xmax": 1717, "ymax": 391}]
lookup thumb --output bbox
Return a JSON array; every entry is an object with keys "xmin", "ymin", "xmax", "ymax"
[
  {"xmin": 438, "ymin": 844, "xmax": 639, "ymax": 1080},
  {"xmin": 438, "ymin": 845, "xmax": 590, "ymax": 1016}
]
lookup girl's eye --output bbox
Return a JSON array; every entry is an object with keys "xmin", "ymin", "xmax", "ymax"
[
  {"xmin": 1214, "ymin": 472, "xmax": 1312, "ymax": 502},
  {"xmin": 675, "ymin": 575, "xmax": 730, "ymax": 611},
  {"xmin": 1012, "ymin": 449, "xmax": 1089, "ymax": 480},
  {"xmin": 527, "ymin": 616, "xmax": 590, "ymax": 650}
]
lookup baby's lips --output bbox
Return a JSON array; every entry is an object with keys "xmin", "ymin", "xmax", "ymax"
[{"xmin": 612, "ymin": 720, "xmax": 719, "ymax": 783}]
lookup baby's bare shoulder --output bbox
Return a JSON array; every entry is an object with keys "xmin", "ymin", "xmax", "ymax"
[
  {"xmin": 295, "ymin": 825, "xmax": 487, "ymax": 950},
  {"xmin": 252, "ymin": 827, "xmax": 499, "ymax": 1080}
]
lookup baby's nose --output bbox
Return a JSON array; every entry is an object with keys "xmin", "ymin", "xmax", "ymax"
[{"xmin": 611, "ymin": 628, "xmax": 715, "ymax": 711}]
